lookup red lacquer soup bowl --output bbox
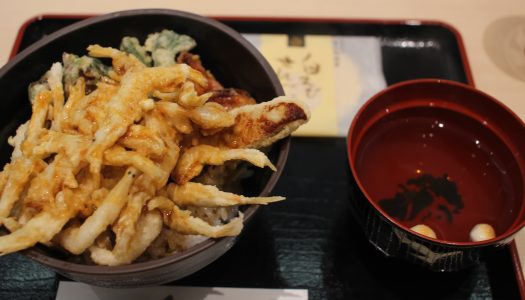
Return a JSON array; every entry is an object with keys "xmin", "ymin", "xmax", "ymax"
[{"xmin": 347, "ymin": 79, "xmax": 525, "ymax": 271}]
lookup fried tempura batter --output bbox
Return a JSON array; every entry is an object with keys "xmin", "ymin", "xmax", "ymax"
[
  {"xmin": 173, "ymin": 145, "xmax": 276, "ymax": 184},
  {"xmin": 0, "ymin": 30, "xmax": 310, "ymax": 265},
  {"xmin": 208, "ymin": 88, "xmax": 257, "ymax": 110}
]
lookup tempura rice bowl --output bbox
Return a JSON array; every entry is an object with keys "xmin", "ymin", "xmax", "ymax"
[{"xmin": 0, "ymin": 9, "xmax": 289, "ymax": 287}]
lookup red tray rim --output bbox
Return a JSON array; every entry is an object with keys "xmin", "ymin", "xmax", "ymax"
[
  {"xmin": 8, "ymin": 13, "xmax": 524, "ymax": 299},
  {"xmin": 10, "ymin": 14, "xmax": 475, "ymax": 86}
]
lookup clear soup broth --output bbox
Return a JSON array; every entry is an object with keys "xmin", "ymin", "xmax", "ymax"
[{"xmin": 355, "ymin": 106, "xmax": 522, "ymax": 242}]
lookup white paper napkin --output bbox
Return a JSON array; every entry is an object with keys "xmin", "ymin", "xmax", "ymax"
[
  {"xmin": 332, "ymin": 36, "xmax": 387, "ymax": 135},
  {"xmin": 55, "ymin": 282, "xmax": 308, "ymax": 300}
]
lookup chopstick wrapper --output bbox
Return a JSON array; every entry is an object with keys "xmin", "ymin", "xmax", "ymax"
[{"xmin": 244, "ymin": 34, "xmax": 387, "ymax": 136}]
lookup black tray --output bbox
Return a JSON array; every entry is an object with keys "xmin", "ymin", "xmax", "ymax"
[{"xmin": 1, "ymin": 15, "xmax": 523, "ymax": 300}]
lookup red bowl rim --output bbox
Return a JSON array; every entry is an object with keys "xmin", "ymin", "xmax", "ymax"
[{"xmin": 347, "ymin": 78, "xmax": 525, "ymax": 247}]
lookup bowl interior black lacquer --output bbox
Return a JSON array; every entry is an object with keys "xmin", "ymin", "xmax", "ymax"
[{"xmin": 0, "ymin": 9, "xmax": 287, "ymax": 286}]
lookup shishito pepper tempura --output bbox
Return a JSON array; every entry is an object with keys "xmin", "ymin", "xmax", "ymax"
[{"xmin": 0, "ymin": 30, "xmax": 309, "ymax": 265}]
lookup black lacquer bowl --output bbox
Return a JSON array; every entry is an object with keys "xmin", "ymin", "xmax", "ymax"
[{"xmin": 0, "ymin": 9, "xmax": 287, "ymax": 287}]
